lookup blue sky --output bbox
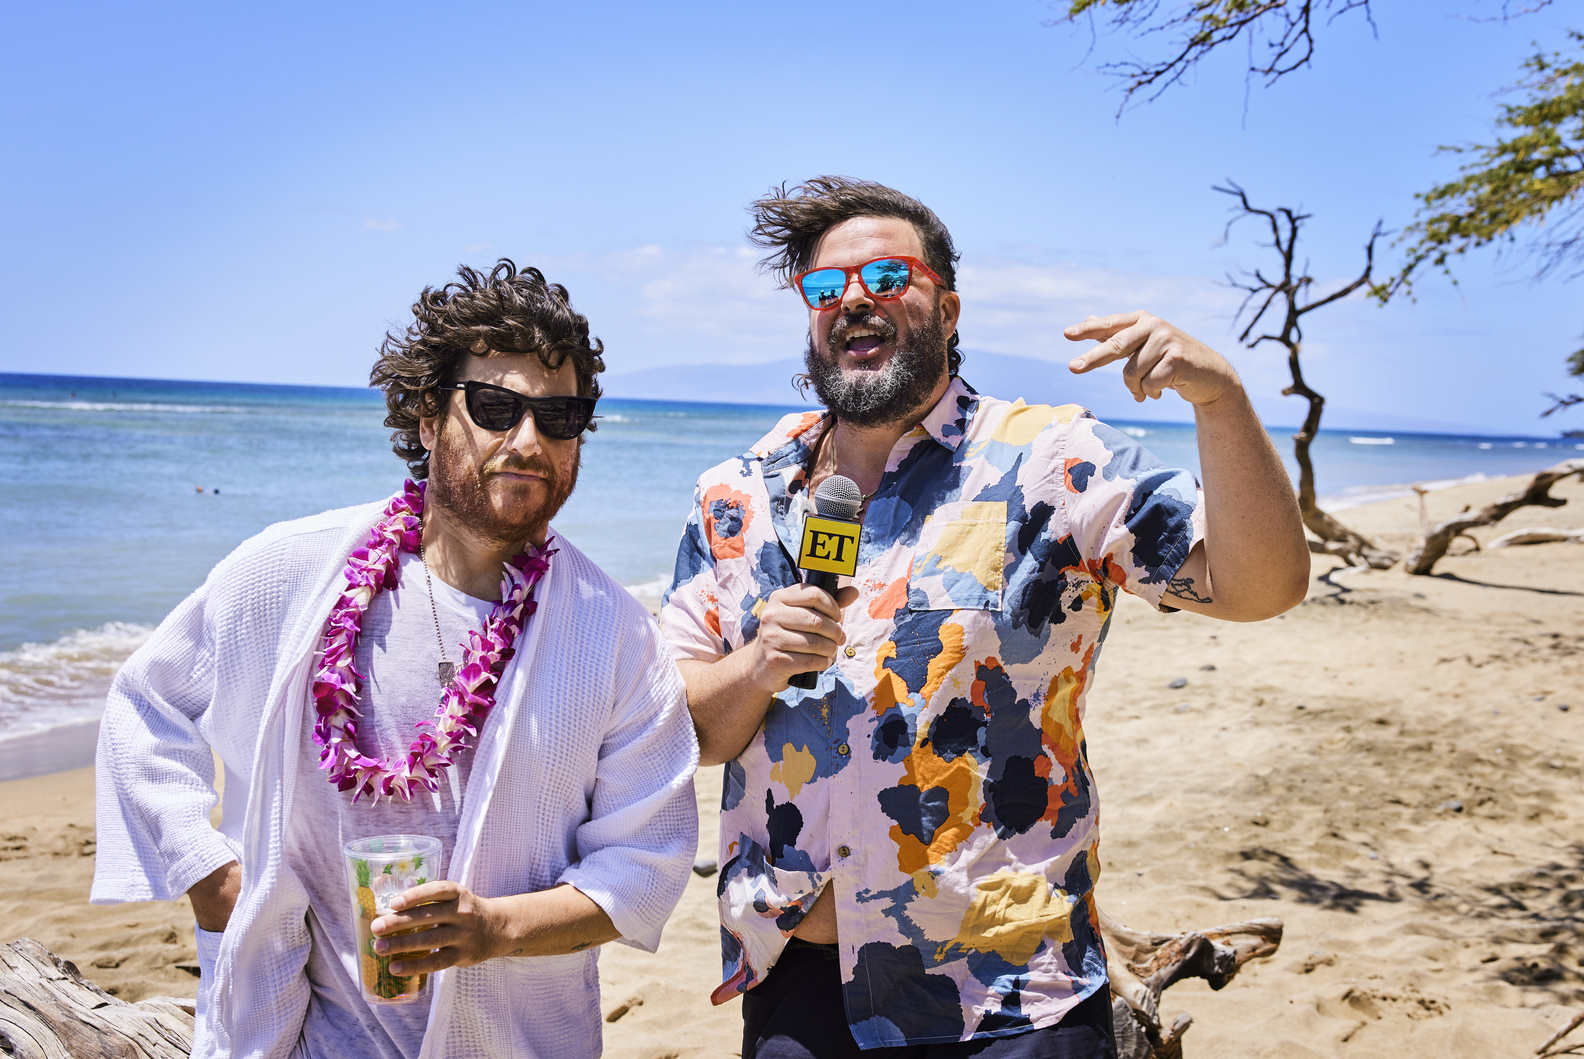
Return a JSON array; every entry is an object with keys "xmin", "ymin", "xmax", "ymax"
[{"xmin": 2, "ymin": 0, "xmax": 1579, "ymax": 435}]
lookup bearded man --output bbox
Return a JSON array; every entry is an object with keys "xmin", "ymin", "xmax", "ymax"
[
  {"xmin": 93, "ymin": 261, "xmax": 699, "ymax": 1059},
  {"xmin": 662, "ymin": 178, "xmax": 1310, "ymax": 1058}
]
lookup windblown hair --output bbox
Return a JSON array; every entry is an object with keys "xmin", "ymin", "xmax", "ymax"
[
  {"xmin": 370, "ymin": 259, "xmax": 605, "ymax": 478},
  {"xmin": 748, "ymin": 176, "xmax": 964, "ymax": 375}
]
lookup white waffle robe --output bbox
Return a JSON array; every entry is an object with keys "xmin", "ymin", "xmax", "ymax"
[{"xmin": 91, "ymin": 501, "xmax": 700, "ymax": 1059}]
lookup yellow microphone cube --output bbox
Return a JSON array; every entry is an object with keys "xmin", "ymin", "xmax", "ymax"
[{"xmin": 797, "ymin": 515, "xmax": 861, "ymax": 576}]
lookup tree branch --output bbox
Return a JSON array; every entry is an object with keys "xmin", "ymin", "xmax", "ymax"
[
  {"xmin": 1542, "ymin": 392, "xmax": 1584, "ymax": 418},
  {"xmin": 1053, "ymin": 0, "xmax": 1375, "ymax": 112},
  {"xmin": 1455, "ymin": 0, "xmax": 1555, "ymax": 24},
  {"xmin": 1395, "ymin": 31, "xmax": 1584, "ymax": 291}
]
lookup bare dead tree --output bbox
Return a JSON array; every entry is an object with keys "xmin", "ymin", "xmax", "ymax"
[{"xmin": 1215, "ymin": 181, "xmax": 1398, "ymax": 568}]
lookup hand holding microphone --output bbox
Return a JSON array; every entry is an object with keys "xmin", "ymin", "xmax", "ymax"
[
  {"xmin": 742, "ymin": 476, "xmax": 862, "ymax": 697},
  {"xmin": 786, "ymin": 476, "xmax": 863, "ymax": 691}
]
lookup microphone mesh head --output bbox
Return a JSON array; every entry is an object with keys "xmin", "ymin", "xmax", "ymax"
[{"xmin": 814, "ymin": 475, "xmax": 864, "ymax": 519}]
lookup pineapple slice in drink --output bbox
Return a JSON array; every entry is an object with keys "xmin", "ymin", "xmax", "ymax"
[
  {"xmin": 360, "ymin": 951, "xmax": 381, "ymax": 989},
  {"xmin": 353, "ymin": 858, "xmax": 377, "ymax": 920}
]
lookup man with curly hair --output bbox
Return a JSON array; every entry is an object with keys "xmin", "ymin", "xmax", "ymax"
[
  {"xmin": 92, "ymin": 261, "xmax": 699, "ymax": 1058},
  {"xmin": 662, "ymin": 179, "xmax": 1310, "ymax": 1058}
]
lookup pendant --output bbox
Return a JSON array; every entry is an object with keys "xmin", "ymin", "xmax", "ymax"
[{"xmin": 437, "ymin": 662, "xmax": 456, "ymax": 687}]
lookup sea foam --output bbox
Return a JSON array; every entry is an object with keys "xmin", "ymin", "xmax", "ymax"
[{"xmin": 0, "ymin": 623, "xmax": 153, "ymax": 736}]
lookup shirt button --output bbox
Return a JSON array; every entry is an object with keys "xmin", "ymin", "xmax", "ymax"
[
  {"xmin": 837, "ymin": 845, "xmax": 852, "ymax": 858},
  {"xmin": 844, "ymin": 646, "xmax": 856, "ymax": 658},
  {"xmin": 837, "ymin": 743, "xmax": 850, "ymax": 756}
]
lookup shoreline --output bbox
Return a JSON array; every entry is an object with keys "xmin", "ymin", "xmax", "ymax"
[
  {"xmin": 0, "ymin": 718, "xmax": 101, "ymax": 783},
  {"xmin": 1319, "ymin": 471, "xmax": 1492, "ymax": 512}
]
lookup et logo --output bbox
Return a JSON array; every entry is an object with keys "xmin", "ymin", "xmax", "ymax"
[{"xmin": 797, "ymin": 515, "xmax": 861, "ymax": 576}]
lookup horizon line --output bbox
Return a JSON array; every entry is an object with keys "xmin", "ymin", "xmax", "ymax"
[{"xmin": 3, "ymin": 369, "xmax": 1575, "ymax": 442}]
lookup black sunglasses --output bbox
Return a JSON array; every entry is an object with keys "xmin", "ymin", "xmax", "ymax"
[{"xmin": 437, "ymin": 381, "xmax": 598, "ymax": 440}]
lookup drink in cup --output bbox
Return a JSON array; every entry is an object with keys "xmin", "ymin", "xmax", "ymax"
[{"xmin": 343, "ymin": 835, "xmax": 444, "ymax": 1005}]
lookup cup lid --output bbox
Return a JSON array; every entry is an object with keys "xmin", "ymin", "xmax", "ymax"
[{"xmin": 343, "ymin": 834, "xmax": 443, "ymax": 859}]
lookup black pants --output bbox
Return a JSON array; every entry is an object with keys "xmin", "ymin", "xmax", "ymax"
[{"xmin": 742, "ymin": 940, "xmax": 1117, "ymax": 1059}]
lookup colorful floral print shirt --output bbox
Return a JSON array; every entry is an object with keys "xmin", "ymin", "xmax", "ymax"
[{"xmin": 661, "ymin": 376, "xmax": 1205, "ymax": 1048}]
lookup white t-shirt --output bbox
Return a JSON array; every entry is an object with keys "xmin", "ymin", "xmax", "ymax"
[{"xmin": 283, "ymin": 550, "xmax": 495, "ymax": 1059}]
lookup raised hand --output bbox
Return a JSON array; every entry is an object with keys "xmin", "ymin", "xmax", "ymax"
[{"xmin": 1064, "ymin": 311, "xmax": 1240, "ymax": 407}]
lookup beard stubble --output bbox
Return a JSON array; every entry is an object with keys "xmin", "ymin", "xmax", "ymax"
[
  {"xmin": 425, "ymin": 415, "xmax": 580, "ymax": 548},
  {"xmin": 803, "ymin": 304, "xmax": 949, "ymax": 428}
]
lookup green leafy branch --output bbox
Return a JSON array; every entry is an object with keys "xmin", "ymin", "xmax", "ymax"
[
  {"xmin": 1397, "ymin": 30, "xmax": 1584, "ymax": 287},
  {"xmin": 1394, "ymin": 31, "xmax": 1584, "ymax": 417}
]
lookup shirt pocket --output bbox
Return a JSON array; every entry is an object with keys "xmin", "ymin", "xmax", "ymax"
[{"xmin": 907, "ymin": 500, "xmax": 1008, "ymax": 612}]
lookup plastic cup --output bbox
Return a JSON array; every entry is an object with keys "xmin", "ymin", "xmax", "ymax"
[{"xmin": 343, "ymin": 834, "xmax": 444, "ymax": 1005}]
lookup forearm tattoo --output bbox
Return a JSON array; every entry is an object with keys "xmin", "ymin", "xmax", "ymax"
[{"xmin": 1166, "ymin": 576, "xmax": 1213, "ymax": 604}]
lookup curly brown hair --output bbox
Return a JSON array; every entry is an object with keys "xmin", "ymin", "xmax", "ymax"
[
  {"xmin": 748, "ymin": 176, "xmax": 964, "ymax": 375},
  {"xmin": 369, "ymin": 259, "xmax": 605, "ymax": 479}
]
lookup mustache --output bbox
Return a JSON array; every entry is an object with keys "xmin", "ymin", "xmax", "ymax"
[
  {"xmin": 483, "ymin": 454, "xmax": 556, "ymax": 478},
  {"xmin": 827, "ymin": 312, "xmax": 897, "ymax": 355}
]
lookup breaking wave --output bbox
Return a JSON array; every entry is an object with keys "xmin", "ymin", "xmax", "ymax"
[{"xmin": 0, "ymin": 623, "xmax": 154, "ymax": 736}]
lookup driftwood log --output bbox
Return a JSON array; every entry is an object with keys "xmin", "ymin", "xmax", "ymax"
[
  {"xmin": 1490, "ymin": 527, "xmax": 1584, "ymax": 548},
  {"xmin": 0, "ymin": 938, "xmax": 193, "ymax": 1058},
  {"xmin": 1099, "ymin": 910, "xmax": 1283, "ymax": 1059},
  {"xmin": 0, "ymin": 913, "xmax": 1280, "ymax": 1058},
  {"xmin": 1407, "ymin": 458, "xmax": 1584, "ymax": 575}
]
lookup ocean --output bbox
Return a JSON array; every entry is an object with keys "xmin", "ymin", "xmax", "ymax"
[{"xmin": 4, "ymin": 370, "xmax": 1580, "ymax": 742}]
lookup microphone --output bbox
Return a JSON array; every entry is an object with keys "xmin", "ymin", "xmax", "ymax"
[{"xmin": 788, "ymin": 475, "xmax": 863, "ymax": 691}]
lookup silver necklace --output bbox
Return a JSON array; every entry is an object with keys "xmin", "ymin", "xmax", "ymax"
[{"xmin": 418, "ymin": 540, "xmax": 456, "ymax": 688}]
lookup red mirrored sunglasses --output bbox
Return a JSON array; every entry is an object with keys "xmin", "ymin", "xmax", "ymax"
[{"xmin": 792, "ymin": 255, "xmax": 947, "ymax": 311}]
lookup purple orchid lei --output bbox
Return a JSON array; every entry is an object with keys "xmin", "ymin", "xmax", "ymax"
[{"xmin": 310, "ymin": 479, "xmax": 553, "ymax": 804}]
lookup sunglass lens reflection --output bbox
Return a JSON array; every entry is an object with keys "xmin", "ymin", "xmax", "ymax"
[
  {"xmin": 800, "ymin": 269, "xmax": 846, "ymax": 309},
  {"xmin": 533, "ymin": 399, "xmax": 590, "ymax": 439},
  {"xmin": 859, "ymin": 258, "xmax": 910, "ymax": 297},
  {"xmin": 467, "ymin": 387, "xmax": 525, "ymax": 431}
]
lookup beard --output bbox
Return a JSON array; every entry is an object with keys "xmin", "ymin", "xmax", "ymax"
[
  {"xmin": 425, "ymin": 419, "xmax": 579, "ymax": 548},
  {"xmin": 803, "ymin": 305, "xmax": 949, "ymax": 428}
]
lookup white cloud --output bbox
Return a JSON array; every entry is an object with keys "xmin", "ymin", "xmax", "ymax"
[
  {"xmin": 361, "ymin": 217, "xmax": 406, "ymax": 233},
  {"xmin": 956, "ymin": 257, "xmax": 1249, "ymax": 363},
  {"xmin": 542, "ymin": 244, "xmax": 792, "ymax": 364}
]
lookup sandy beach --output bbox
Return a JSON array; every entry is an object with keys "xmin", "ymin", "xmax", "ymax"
[{"xmin": 3, "ymin": 469, "xmax": 1582, "ymax": 1057}]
